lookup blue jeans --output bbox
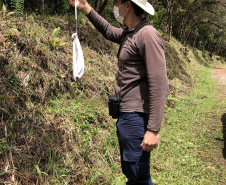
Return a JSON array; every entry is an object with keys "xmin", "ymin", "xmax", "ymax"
[{"xmin": 116, "ymin": 112, "xmax": 153, "ymax": 185}]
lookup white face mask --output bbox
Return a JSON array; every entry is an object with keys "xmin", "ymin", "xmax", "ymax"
[{"xmin": 113, "ymin": 3, "xmax": 128, "ymax": 25}]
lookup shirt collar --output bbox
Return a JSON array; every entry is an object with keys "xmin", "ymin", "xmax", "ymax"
[{"xmin": 123, "ymin": 17, "xmax": 149, "ymax": 33}]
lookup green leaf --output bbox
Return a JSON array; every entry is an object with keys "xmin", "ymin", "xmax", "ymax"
[
  {"xmin": 0, "ymin": 108, "xmax": 9, "ymax": 114},
  {"xmin": 34, "ymin": 165, "xmax": 42, "ymax": 181},
  {"xmin": 52, "ymin": 27, "xmax": 60, "ymax": 38},
  {"xmin": 0, "ymin": 169, "xmax": 13, "ymax": 176}
]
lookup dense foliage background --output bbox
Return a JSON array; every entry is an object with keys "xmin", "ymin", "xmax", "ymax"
[{"xmin": 1, "ymin": 0, "xmax": 225, "ymax": 57}]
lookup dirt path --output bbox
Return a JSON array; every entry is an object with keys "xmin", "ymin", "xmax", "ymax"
[
  {"xmin": 211, "ymin": 65, "xmax": 226, "ymax": 165},
  {"xmin": 211, "ymin": 65, "xmax": 226, "ymax": 99}
]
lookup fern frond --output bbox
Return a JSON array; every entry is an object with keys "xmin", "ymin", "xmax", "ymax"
[
  {"xmin": 52, "ymin": 27, "xmax": 61, "ymax": 38},
  {"xmin": 10, "ymin": 0, "xmax": 24, "ymax": 16}
]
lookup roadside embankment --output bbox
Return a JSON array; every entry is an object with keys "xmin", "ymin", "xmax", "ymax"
[{"xmin": 0, "ymin": 13, "xmax": 225, "ymax": 184}]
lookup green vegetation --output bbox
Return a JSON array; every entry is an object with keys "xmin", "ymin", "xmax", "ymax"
[
  {"xmin": 151, "ymin": 64, "xmax": 226, "ymax": 185},
  {"xmin": 0, "ymin": 7, "xmax": 225, "ymax": 185},
  {"xmin": 0, "ymin": 13, "xmax": 119, "ymax": 184},
  {"xmin": 10, "ymin": 0, "xmax": 24, "ymax": 15}
]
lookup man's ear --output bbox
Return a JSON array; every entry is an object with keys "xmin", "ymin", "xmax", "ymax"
[{"xmin": 126, "ymin": 1, "xmax": 132, "ymax": 10}]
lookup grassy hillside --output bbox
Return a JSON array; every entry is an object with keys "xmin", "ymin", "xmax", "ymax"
[{"xmin": 0, "ymin": 13, "xmax": 225, "ymax": 185}]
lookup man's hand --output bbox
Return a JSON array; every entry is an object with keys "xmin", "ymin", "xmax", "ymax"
[
  {"xmin": 141, "ymin": 131, "xmax": 159, "ymax": 152},
  {"xmin": 68, "ymin": 0, "xmax": 91, "ymax": 15}
]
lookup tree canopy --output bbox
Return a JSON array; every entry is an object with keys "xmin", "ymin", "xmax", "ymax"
[{"xmin": 1, "ymin": 0, "xmax": 225, "ymax": 57}]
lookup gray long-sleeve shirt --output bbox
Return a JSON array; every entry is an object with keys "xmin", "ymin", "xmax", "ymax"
[{"xmin": 87, "ymin": 9, "xmax": 169, "ymax": 132}]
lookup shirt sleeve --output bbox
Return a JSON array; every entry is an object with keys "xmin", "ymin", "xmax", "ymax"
[
  {"xmin": 139, "ymin": 26, "xmax": 169, "ymax": 133},
  {"xmin": 86, "ymin": 9, "xmax": 123, "ymax": 44}
]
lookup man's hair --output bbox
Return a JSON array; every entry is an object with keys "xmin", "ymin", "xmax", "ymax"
[{"xmin": 122, "ymin": 0, "xmax": 145, "ymax": 16}]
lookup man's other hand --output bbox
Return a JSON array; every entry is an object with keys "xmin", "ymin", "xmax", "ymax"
[{"xmin": 141, "ymin": 131, "xmax": 159, "ymax": 152}]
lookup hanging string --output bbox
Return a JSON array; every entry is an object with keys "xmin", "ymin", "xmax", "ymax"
[
  {"xmin": 71, "ymin": 0, "xmax": 85, "ymax": 81},
  {"xmin": 75, "ymin": 0, "xmax": 77, "ymax": 34}
]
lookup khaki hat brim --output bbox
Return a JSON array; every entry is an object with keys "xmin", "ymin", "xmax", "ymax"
[{"xmin": 131, "ymin": 0, "xmax": 155, "ymax": 15}]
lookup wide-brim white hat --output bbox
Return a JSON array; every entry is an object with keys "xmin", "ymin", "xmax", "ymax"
[{"xmin": 131, "ymin": 0, "xmax": 155, "ymax": 15}]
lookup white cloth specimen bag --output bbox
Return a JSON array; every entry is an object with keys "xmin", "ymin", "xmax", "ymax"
[{"xmin": 72, "ymin": 33, "xmax": 84, "ymax": 80}]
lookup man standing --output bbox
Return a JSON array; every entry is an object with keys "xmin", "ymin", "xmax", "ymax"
[{"xmin": 68, "ymin": 0, "xmax": 169, "ymax": 184}]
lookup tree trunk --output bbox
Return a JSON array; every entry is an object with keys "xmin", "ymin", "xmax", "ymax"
[
  {"xmin": 99, "ymin": 0, "xmax": 108, "ymax": 15},
  {"xmin": 193, "ymin": 37, "xmax": 197, "ymax": 47},
  {"xmin": 166, "ymin": 0, "xmax": 173, "ymax": 42},
  {"xmin": 216, "ymin": 46, "xmax": 222, "ymax": 56},
  {"xmin": 42, "ymin": 0, "xmax": 44, "ymax": 13},
  {"xmin": 95, "ymin": 0, "xmax": 101, "ymax": 12}
]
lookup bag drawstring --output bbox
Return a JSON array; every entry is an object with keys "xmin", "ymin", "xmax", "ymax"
[{"xmin": 75, "ymin": 0, "xmax": 77, "ymax": 34}]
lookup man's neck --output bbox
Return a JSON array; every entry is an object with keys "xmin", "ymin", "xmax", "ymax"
[{"xmin": 125, "ymin": 14, "xmax": 143, "ymax": 31}]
